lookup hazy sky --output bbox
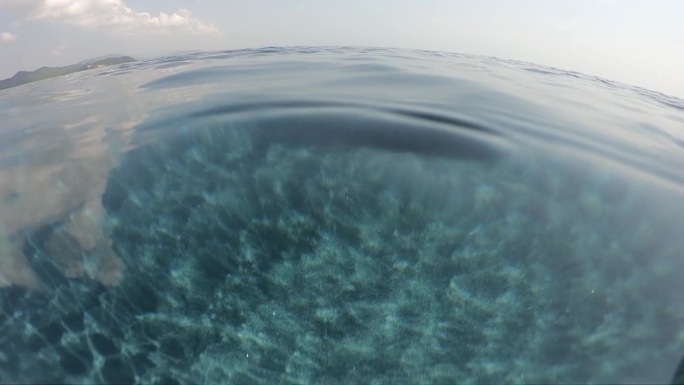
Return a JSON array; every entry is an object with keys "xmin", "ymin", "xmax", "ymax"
[{"xmin": 0, "ymin": 0, "xmax": 682, "ymax": 97}]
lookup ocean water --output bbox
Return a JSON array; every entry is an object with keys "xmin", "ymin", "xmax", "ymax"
[{"xmin": 1, "ymin": 47, "xmax": 684, "ymax": 384}]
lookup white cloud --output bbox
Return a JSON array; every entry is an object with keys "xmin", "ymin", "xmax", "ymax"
[
  {"xmin": 51, "ymin": 42, "xmax": 67, "ymax": 56},
  {"xmin": 0, "ymin": 32, "xmax": 17, "ymax": 41},
  {"xmin": 0, "ymin": 0, "xmax": 219, "ymax": 35}
]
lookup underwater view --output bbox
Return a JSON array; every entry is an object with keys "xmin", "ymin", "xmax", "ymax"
[{"xmin": 1, "ymin": 47, "xmax": 684, "ymax": 384}]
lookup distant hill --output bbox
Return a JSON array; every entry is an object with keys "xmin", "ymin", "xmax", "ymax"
[
  {"xmin": 76, "ymin": 54, "xmax": 130, "ymax": 64},
  {"xmin": 0, "ymin": 56, "xmax": 136, "ymax": 90}
]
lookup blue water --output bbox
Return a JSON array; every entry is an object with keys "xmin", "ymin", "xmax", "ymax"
[{"xmin": 1, "ymin": 47, "xmax": 684, "ymax": 384}]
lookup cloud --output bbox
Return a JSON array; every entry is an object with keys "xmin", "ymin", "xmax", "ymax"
[
  {"xmin": 0, "ymin": 0, "xmax": 219, "ymax": 35},
  {"xmin": 0, "ymin": 32, "xmax": 17, "ymax": 41},
  {"xmin": 51, "ymin": 42, "xmax": 67, "ymax": 56}
]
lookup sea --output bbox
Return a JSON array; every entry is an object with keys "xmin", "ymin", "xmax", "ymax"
[{"xmin": 1, "ymin": 47, "xmax": 683, "ymax": 384}]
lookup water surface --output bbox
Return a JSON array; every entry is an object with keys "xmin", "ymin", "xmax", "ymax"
[{"xmin": 1, "ymin": 47, "xmax": 683, "ymax": 384}]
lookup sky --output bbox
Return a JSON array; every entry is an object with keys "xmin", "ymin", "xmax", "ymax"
[{"xmin": 0, "ymin": 0, "xmax": 683, "ymax": 97}]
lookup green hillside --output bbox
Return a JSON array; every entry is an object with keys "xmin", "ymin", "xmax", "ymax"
[{"xmin": 0, "ymin": 56, "xmax": 136, "ymax": 90}]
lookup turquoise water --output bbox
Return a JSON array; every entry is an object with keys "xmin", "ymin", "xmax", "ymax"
[{"xmin": 1, "ymin": 47, "xmax": 684, "ymax": 384}]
